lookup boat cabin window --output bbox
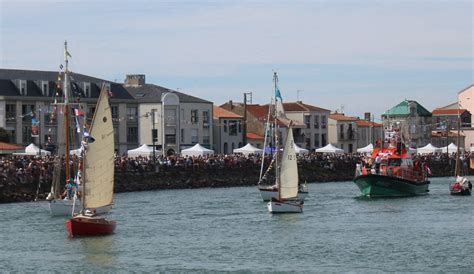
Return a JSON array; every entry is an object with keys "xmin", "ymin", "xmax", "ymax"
[{"xmin": 387, "ymin": 158, "xmax": 402, "ymax": 166}]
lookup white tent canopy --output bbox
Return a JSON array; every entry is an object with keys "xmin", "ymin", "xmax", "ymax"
[
  {"xmin": 315, "ymin": 144, "xmax": 344, "ymax": 154},
  {"xmin": 357, "ymin": 143, "xmax": 373, "ymax": 153},
  {"xmin": 440, "ymin": 143, "xmax": 462, "ymax": 154},
  {"xmin": 233, "ymin": 143, "xmax": 263, "ymax": 155},
  {"xmin": 417, "ymin": 143, "xmax": 442, "ymax": 154},
  {"xmin": 13, "ymin": 143, "xmax": 51, "ymax": 156},
  {"xmin": 181, "ymin": 143, "xmax": 214, "ymax": 157},
  {"xmin": 294, "ymin": 143, "xmax": 309, "ymax": 155},
  {"xmin": 127, "ymin": 144, "xmax": 158, "ymax": 157}
]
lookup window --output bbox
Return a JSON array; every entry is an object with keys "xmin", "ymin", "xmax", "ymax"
[
  {"xmin": 238, "ymin": 121, "xmax": 242, "ymax": 133},
  {"xmin": 304, "ymin": 115, "xmax": 311, "ymax": 128},
  {"xmin": 83, "ymin": 83, "xmax": 91, "ymax": 98},
  {"xmin": 349, "ymin": 143, "xmax": 353, "ymax": 153},
  {"xmin": 202, "ymin": 111, "xmax": 209, "ymax": 128},
  {"xmin": 203, "ymin": 135, "xmax": 210, "ymax": 144},
  {"xmin": 229, "ymin": 120, "xmax": 237, "ymax": 136},
  {"xmin": 231, "ymin": 143, "xmax": 235, "ymax": 151},
  {"xmin": 43, "ymin": 83, "xmax": 48, "ymax": 96},
  {"xmin": 223, "ymin": 142, "xmax": 228, "ymax": 154},
  {"xmin": 314, "ymin": 115, "xmax": 319, "ymax": 129},
  {"xmin": 191, "ymin": 129, "xmax": 198, "ymax": 144},
  {"xmin": 181, "ymin": 129, "xmax": 185, "ymax": 143},
  {"xmin": 127, "ymin": 107, "xmax": 137, "ymax": 121},
  {"xmin": 223, "ymin": 120, "xmax": 228, "ymax": 133},
  {"xmin": 22, "ymin": 126, "xmax": 32, "ymax": 144},
  {"xmin": 111, "ymin": 106, "xmax": 118, "ymax": 119},
  {"xmin": 321, "ymin": 115, "xmax": 327, "ymax": 129},
  {"xmin": 165, "ymin": 109, "xmax": 176, "ymax": 126},
  {"xmin": 340, "ymin": 143, "xmax": 344, "ymax": 150},
  {"xmin": 20, "ymin": 81, "xmax": 26, "ymax": 96},
  {"xmin": 340, "ymin": 124, "xmax": 344, "ymax": 139},
  {"xmin": 22, "ymin": 104, "xmax": 35, "ymax": 122},
  {"xmin": 127, "ymin": 127, "xmax": 138, "ymax": 143},
  {"xmin": 321, "ymin": 134, "xmax": 327, "ymax": 147},
  {"xmin": 6, "ymin": 104, "xmax": 16, "ymax": 122},
  {"xmin": 191, "ymin": 110, "xmax": 198, "ymax": 124},
  {"xmin": 305, "ymin": 138, "xmax": 311, "ymax": 147},
  {"xmin": 314, "ymin": 133, "xmax": 320, "ymax": 147},
  {"xmin": 165, "ymin": 134, "xmax": 176, "ymax": 144}
]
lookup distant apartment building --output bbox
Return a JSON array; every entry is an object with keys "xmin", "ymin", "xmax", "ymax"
[
  {"xmin": 328, "ymin": 113, "xmax": 358, "ymax": 153},
  {"xmin": 0, "ymin": 69, "xmax": 136, "ymax": 154},
  {"xmin": 124, "ymin": 75, "xmax": 213, "ymax": 156},
  {"xmin": 220, "ymin": 100, "xmax": 329, "ymax": 151},
  {"xmin": 381, "ymin": 100, "xmax": 432, "ymax": 148},
  {"xmin": 212, "ymin": 106, "xmax": 243, "ymax": 154}
]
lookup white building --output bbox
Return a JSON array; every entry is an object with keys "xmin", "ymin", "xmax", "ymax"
[
  {"xmin": 328, "ymin": 113, "xmax": 358, "ymax": 153},
  {"xmin": 124, "ymin": 75, "xmax": 213, "ymax": 156},
  {"xmin": 212, "ymin": 106, "xmax": 243, "ymax": 154}
]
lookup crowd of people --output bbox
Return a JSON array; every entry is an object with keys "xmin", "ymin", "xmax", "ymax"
[{"xmin": 0, "ymin": 150, "xmax": 470, "ymax": 187}]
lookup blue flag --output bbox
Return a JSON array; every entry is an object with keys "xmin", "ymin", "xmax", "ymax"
[{"xmin": 275, "ymin": 87, "xmax": 282, "ymax": 101}]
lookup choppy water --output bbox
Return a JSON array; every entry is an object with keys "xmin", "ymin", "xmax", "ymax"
[{"xmin": 0, "ymin": 177, "xmax": 473, "ymax": 272}]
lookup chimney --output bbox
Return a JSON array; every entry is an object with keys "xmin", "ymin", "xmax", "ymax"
[
  {"xmin": 229, "ymin": 100, "xmax": 233, "ymax": 109},
  {"xmin": 364, "ymin": 112, "xmax": 371, "ymax": 121},
  {"xmin": 124, "ymin": 74, "xmax": 145, "ymax": 87}
]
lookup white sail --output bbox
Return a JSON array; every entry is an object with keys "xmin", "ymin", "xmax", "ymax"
[
  {"xmin": 279, "ymin": 126, "xmax": 298, "ymax": 199},
  {"xmin": 83, "ymin": 88, "xmax": 114, "ymax": 209}
]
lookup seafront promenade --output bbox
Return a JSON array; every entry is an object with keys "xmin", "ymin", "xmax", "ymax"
[{"xmin": 0, "ymin": 153, "xmax": 466, "ymax": 203}]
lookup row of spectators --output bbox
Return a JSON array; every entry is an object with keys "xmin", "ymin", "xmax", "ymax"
[{"xmin": 0, "ymin": 151, "xmax": 470, "ymax": 185}]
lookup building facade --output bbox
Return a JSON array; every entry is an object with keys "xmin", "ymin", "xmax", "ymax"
[
  {"xmin": 220, "ymin": 100, "xmax": 329, "ymax": 151},
  {"xmin": 0, "ymin": 69, "xmax": 136, "ymax": 155},
  {"xmin": 328, "ymin": 113, "xmax": 358, "ymax": 153},
  {"xmin": 381, "ymin": 100, "xmax": 433, "ymax": 148},
  {"xmin": 124, "ymin": 75, "xmax": 213, "ymax": 155},
  {"xmin": 355, "ymin": 113, "xmax": 383, "ymax": 149},
  {"xmin": 212, "ymin": 106, "xmax": 243, "ymax": 154}
]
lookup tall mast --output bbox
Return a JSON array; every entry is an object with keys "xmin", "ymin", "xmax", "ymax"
[
  {"xmin": 64, "ymin": 41, "xmax": 71, "ymax": 182},
  {"xmin": 273, "ymin": 72, "xmax": 280, "ymax": 199},
  {"xmin": 455, "ymin": 104, "xmax": 461, "ymax": 177}
]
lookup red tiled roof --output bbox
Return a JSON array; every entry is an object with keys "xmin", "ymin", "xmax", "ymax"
[
  {"xmin": 247, "ymin": 132, "xmax": 264, "ymax": 140},
  {"xmin": 355, "ymin": 120, "xmax": 382, "ymax": 127},
  {"xmin": 432, "ymin": 108, "xmax": 467, "ymax": 115},
  {"xmin": 282, "ymin": 102, "xmax": 330, "ymax": 112},
  {"xmin": 213, "ymin": 106, "xmax": 243, "ymax": 119},
  {"xmin": 246, "ymin": 105, "xmax": 269, "ymax": 120},
  {"xmin": 0, "ymin": 142, "xmax": 23, "ymax": 150},
  {"xmin": 329, "ymin": 113, "xmax": 359, "ymax": 121}
]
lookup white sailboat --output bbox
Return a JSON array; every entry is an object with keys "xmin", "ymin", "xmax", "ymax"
[
  {"xmin": 258, "ymin": 72, "xmax": 308, "ymax": 202},
  {"xmin": 66, "ymin": 86, "xmax": 116, "ymax": 237},
  {"xmin": 267, "ymin": 124, "xmax": 303, "ymax": 213},
  {"xmin": 48, "ymin": 41, "xmax": 110, "ymax": 216}
]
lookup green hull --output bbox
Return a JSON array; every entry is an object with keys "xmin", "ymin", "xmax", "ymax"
[{"xmin": 353, "ymin": 174, "xmax": 430, "ymax": 197}]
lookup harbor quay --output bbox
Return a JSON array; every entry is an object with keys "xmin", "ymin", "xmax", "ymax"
[{"xmin": 0, "ymin": 153, "xmax": 466, "ymax": 203}]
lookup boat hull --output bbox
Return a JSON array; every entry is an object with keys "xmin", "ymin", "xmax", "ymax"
[
  {"xmin": 353, "ymin": 174, "xmax": 430, "ymax": 198},
  {"xmin": 267, "ymin": 198, "xmax": 303, "ymax": 213},
  {"xmin": 449, "ymin": 184, "xmax": 472, "ymax": 196},
  {"xmin": 65, "ymin": 215, "xmax": 116, "ymax": 237},
  {"xmin": 258, "ymin": 186, "xmax": 308, "ymax": 202},
  {"xmin": 49, "ymin": 199, "xmax": 111, "ymax": 216}
]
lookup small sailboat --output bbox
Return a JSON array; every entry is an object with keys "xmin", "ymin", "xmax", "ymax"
[
  {"xmin": 267, "ymin": 124, "xmax": 303, "ymax": 213},
  {"xmin": 65, "ymin": 87, "xmax": 116, "ymax": 237},
  {"xmin": 258, "ymin": 72, "xmax": 308, "ymax": 202},
  {"xmin": 449, "ymin": 110, "xmax": 472, "ymax": 195}
]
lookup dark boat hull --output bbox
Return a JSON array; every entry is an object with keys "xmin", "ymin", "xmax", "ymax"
[
  {"xmin": 353, "ymin": 174, "xmax": 430, "ymax": 197},
  {"xmin": 65, "ymin": 215, "xmax": 116, "ymax": 237}
]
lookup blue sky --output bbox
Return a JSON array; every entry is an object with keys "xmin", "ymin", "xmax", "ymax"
[{"xmin": 0, "ymin": 0, "xmax": 472, "ymax": 120}]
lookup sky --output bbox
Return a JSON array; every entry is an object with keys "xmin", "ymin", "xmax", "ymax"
[{"xmin": 0, "ymin": 0, "xmax": 472, "ymax": 120}]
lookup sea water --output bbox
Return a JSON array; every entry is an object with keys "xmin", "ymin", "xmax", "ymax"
[{"xmin": 0, "ymin": 177, "xmax": 472, "ymax": 272}]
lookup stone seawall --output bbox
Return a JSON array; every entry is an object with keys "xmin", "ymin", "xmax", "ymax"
[{"xmin": 0, "ymin": 160, "xmax": 463, "ymax": 203}]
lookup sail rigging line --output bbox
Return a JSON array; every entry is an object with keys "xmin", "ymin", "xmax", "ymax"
[{"xmin": 258, "ymin": 97, "xmax": 273, "ymax": 184}]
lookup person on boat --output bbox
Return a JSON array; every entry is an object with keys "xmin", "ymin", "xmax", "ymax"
[
  {"xmin": 65, "ymin": 178, "xmax": 77, "ymax": 200},
  {"xmin": 374, "ymin": 155, "xmax": 382, "ymax": 174}
]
